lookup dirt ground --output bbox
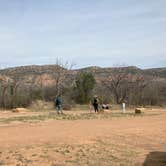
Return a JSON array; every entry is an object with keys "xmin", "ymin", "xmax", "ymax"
[{"xmin": 0, "ymin": 108, "xmax": 166, "ymax": 166}]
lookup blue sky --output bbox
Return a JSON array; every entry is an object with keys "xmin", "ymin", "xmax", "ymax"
[{"xmin": 0, "ymin": 0, "xmax": 166, "ymax": 69}]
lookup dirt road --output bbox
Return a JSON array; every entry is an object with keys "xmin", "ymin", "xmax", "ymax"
[{"xmin": 0, "ymin": 109, "xmax": 166, "ymax": 165}]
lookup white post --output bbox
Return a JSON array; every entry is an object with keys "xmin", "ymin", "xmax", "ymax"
[{"xmin": 122, "ymin": 103, "xmax": 126, "ymax": 113}]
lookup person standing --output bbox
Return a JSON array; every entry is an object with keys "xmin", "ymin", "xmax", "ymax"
[
  {"xmin": 93, "ymin": 96, "xmax": 99, "ymax": 113},
  {"xmin": 55, "ymin": 95, "xmax": 63, "ymax": 114}
]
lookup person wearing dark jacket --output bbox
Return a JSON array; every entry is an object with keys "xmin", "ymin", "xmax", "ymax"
[
  {"xmin": 93, "ymin": 96, "xmax": 99, "ymax": 113},
  {"xmin": 55, "ymin": 95, "xmax": 63, "ymax": 114}
]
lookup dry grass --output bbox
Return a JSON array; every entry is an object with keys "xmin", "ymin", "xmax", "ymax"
[
  {"xmin": 0, "ymin": 110, "xmax": 158, "ymax": 124},
  {"xmin": 0, "ymin": 138, "xmax": 140, "ymax": 166}
]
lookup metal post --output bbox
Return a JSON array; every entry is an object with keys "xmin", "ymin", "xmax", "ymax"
[{"xmin": 122, "ymin": 103, "xmax": 126, "ymax": 113}]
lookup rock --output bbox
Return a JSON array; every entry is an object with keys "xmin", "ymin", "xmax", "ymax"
[
  {"xmin": 12, "ymin": 108, "xmax": 29, "ymax": 113},
  {"xmin": 135, "ymin": 108, "xmax": 145, "ymax": 114}
]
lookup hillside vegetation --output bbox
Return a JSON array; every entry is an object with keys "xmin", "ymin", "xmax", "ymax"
[{"xmin": 0, "ymin": 65, "xmax": 166, "ymax": 109}]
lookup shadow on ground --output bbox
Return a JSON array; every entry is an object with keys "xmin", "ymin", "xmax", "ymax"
[{"xmin": 143, "ymin": 151, "xmax": 166, "ymax": 166}]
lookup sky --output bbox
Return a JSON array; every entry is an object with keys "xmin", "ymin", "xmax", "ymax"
[{"xmin": 0, "ymin": 0, "xmax": 166, "ymax": 69}]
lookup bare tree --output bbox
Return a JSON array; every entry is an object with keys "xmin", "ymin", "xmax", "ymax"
[
  {"xmin": 0, "ymin": 75, "xmax": 13, "ymax": 108},
  {"xmin": 53, "ymin": 59, "xmax": 74, "ymax": 97},
  {"xmin": 102, "ymin": 67, "xmax": 131, "ymax": 104},
  {"xmin": 101, "ymin": 67, "xmax": 148, "ymax": 105},
  {"xmin": 10, "ymin": 79, "xmax": 22, "ymax": 108}
]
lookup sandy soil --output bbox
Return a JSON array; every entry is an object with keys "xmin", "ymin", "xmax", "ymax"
[{"xmin": 0, "ymin": 108, "xmax": 166, "ymax": 166}]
